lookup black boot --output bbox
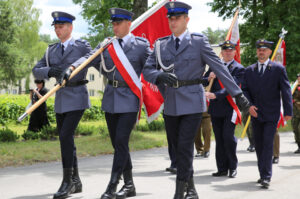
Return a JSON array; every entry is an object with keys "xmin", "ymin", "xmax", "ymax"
[
  {"xmin": 184, "ymin": 177, "xmax": 198, "ymax": 199},
  {"xmin": 116, "ymin": 170, "xmax": 136, "ymax": 199},
  {"xmin": 173, "ymin": 180, "xmax": 187, "ymax": 199},
  {"xmin": 53, "ymin": 168, "xmax": 75, "ymax": 199},
  {"xmin": 100, "ymin": 173, "xmax": 120, "ymax": 199},
  {"xmin": 72, "ymin": 167, "xmax": 82, "ymax": 193},
  {"xmin": 295, "ymin": 143, "xmax": 300, "ymax": 154}
]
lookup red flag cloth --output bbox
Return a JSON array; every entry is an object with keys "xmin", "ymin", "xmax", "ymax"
[
  {"xmin": 274, "ymin": 39, "xmax": 287, "ymax": 128},
  {"xmin": 227, "ymin": 14, "xmax": 241, "ymax": 63},
  {"xmin": 131, "ymin": 4, "xmax": 171, "ymax": 123}
]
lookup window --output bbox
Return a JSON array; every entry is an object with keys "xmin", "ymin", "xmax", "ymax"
[
  {"xmin": 89, "ymin": 74, "xmax": 95, "ymax": 81},
  {"xmin": 89, "ymin": 89, "xmax": 95, "ymax": 96},
  {"xmin": 12, "ymin": 89, "xmax": 18, "ymax": 94}
]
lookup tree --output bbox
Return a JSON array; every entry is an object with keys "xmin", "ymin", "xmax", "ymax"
[
  {"xmin": 201, "ymin": 27, "xmax": 227, "ymax": 44},
  {"xmin": 0, "ymin": 0, "xmax": 17, "ymax": 88},
  {"xmin": 208, "ymin": 0, "xmax": 300, "ymax": 80},
  {"xmin": 72, "ymin": 0, "xmax": 148, "ymax": 47}
]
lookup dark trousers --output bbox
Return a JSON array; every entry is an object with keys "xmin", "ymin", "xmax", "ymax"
[
  {"xmin": 105, "ymin": 112, "xmax": 137, "ymax": 175},
  {"xmin": 164, "ymin": 114, "xmax": 177, "ymax": 168},
  {"xmin": 56, "ymin": 110, "xmax": 84, "ymax": 168},
  {"xmin": 252, "ymin": 118, "xmax": 277, "ymax": 180},
  {"xmin": 164, "ymin": 113, "xmax": 202, "ymax": 181},
  {"xmin": 211, "ymin": 116, "xmax": 238, "ymax": 171}
]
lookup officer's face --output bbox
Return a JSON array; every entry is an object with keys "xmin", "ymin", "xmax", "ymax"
[
  {"xmin": 221, "ymin": 49, "xmax": 236, "ymax": 62},
  {"xmin": 168, "ymin": 15, "xmax": 189, "ymax": 37},
  {"xmin": 54, "ymin": 23, "xmax": 73, "ymax": 42},
  {"xmin": 112, "ymin": 20, "xmax": 131, "ymax": 38},
  {"xmin": 256, "ymin": 48, "xmax": 272, "ymax": 62}
]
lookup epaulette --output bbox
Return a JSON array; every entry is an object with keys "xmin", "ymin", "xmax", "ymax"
[
  {"xmin": 158, "ymin": 35, "xmax": 170, "ymax": 41},
  {"xmin": 48, "ymin": 42, "xmax": 58, "ymax": 47},
  {"xmin": 75, "ymin": 39, "xmax": 88, "ymax": 44},
  {"xmin": 135, "ymin": 36, "xmax": 147, "ymax": 43},
  {"xmin": 191, "ymin": 33, "xmax": 204, "ymax": 37}
]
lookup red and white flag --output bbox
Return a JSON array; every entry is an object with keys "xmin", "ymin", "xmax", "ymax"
[
  {"xmin": 222, "ymin": 8, "xmax": 242, "ymax": 124},
  {"xmin": 274, "ymin": 39, "xmax": 287, "ymax": 128},
  {"xmin": 131, "ymin": 0, "xmax": 172, "ymax": 123}
]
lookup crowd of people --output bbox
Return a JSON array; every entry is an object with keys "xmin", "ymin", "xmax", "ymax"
[{"xmin": 30, "ymin": 1, "xmax": 298, "ymax": 199}]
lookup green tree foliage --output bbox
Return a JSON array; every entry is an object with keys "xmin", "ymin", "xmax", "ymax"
[
  {"xmin": 208, "ymin": 0, "xmax": 300, "ymax": 80},
  {"xmin": 73, "ymin": 0, "xmax": 147, "ymax": 47},
  {"xmin": 0, "ymin": 0, "xmax": 17, "ymax": 88},
  {"xmin": 202, "ymin": 27, "xmax": 227, "ymax": 44}
]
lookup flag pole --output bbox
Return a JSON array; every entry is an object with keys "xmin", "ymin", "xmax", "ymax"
[{"xmin": 241, "ymin": 28, "xmax": 288, "ymax": 139}]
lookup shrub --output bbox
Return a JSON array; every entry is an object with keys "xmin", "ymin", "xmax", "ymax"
[
  {"xmin": 75, "ymin": 125, "xmax": 95, "ymax": 136},
  {"xmin": 22, "ymin": 130, "xmax": 40, "ymax": 140},
  {"xmin": 136, "ymin": 120, "xmax": 165, "ymax": 132},
  {"xmin": 98, "ymin": 125, "xmax": 109, "ymax": 137},
  {"xmin": 39, "ymin": 125, "xmax": 58, "ymax": 140},
  {"xmin": 0, "ymin": 128, "xmax": 19, "ymax": 142}
]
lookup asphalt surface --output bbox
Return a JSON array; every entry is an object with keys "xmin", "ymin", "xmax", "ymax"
[{"xmin": 0, "ymin": 132, "xmax": 300, "ymax": 199}]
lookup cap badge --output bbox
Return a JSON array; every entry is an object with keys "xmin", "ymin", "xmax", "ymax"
[
  {"xmin": 170, "ymin": 2, "xmax": 175, "ymax": 8},
  {"xmin": 111, "ymin": 9, "xmax": 115, "ymax": 14},
  {"xmin": 54, "ymin": 12, "xmax": 59, "ymax": 17}
]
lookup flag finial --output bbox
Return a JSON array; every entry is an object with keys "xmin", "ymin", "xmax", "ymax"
[{"xmin": 279, "ymin": 28, "xmax": 288, "ymax": 39}]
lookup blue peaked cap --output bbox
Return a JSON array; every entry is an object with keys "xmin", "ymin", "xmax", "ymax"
[
  {"xmin": 51, "ymin": 11, "xmax": 75, "ymax": 25},
  {"xmin": 165, "ymin": 1, "xmax": 192, "ymax": 17}
]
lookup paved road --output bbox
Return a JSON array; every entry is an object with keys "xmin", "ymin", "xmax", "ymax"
[{"xmin": 0, "ymin": 132, "xmax": 300, "ymax": 199}]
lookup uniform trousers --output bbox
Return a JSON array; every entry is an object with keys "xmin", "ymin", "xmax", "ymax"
[
  {"xmin": 105, "ymin": 112, "xmax": 137, "ymax": 174},
  {"xmin": 164, "ymin": 114, "xmax": 177, "ymax": 168},
  {"xmin": 56, "ymin": 110, "xmax": 84, "ymax": 168},
  {"xmin": 211, "ymin": 116, "xmax": 238, "ymax": 172},
  {"xmin": 194, "ymin": 112, "xmax": 211, "ymax": 153},
  {"xmin": 164, "ymin": 113, "xmax": 202, "ymax": 181},
  {"xmin": 252, "ymin": 118, "xmax": 277, "ymax": 180},
  {"xmin": 273, "ymin": 131, "xmax": 280, "ymax": 157}
]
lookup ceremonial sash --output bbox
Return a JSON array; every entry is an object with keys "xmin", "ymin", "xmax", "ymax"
[
  {"xmin": 217, "ymin": 79, "xmax": 242, "ymax": 124},
  {"xmin": 107, "ymin": 39, "xmax": 143, "ymax": 119}
]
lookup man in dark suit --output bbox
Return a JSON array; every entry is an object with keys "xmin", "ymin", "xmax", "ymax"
[
  {"xmin": 205, "ymin": 40, "xmax": 245, "ymax": 178},
  {"xmin": 72, "ymin": 8, "xmax": 151, "ymax": 199},
  {"xmin": 143, "ymin": 2, "xmax": 250, "ymax": 198},
  {"xmin": 242, "ymin": 39, "xmax": 293, "ymax": 189},
  {"xmin": 33, "ymin": 11, "xmax": 92, "ymax": 199}
]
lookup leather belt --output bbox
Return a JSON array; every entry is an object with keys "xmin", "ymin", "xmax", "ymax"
[
  {"xmin": 172, "ymin": 79, "xmax": 204, "ymax": 88},
  {"xmin": 108, "ymin": 80, "xmax": 128, "ymax": 88},
  {"xmin": 65, "ymin": 80, "xmax": 89, "ymax": 87}
]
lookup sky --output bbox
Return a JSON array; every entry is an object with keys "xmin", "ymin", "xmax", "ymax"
[{"xmin": 33, "ymin": 0, "xmax": 234, "ymax": 39}]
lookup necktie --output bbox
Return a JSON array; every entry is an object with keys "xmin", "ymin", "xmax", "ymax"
[
  {"xmin": 259, "ymin": 64, "xmax": 264, "ymax": 76},
  {"xmin": 175, "ymin": 38, "xmax": 180, "ymax": 50},
  {"xmin": 61, "ymin": 44, "xmax": 64, "ymax": 55},
  {"xmin": 118, "ymin": 39, "xmax": 123, "ymax": 49}
]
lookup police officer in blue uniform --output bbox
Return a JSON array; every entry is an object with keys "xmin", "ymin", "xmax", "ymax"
[
  {"xmin": 142, "ymin": 2, "xmax": 250, "ymax": 198},
  {"xmin": 242, "ymin": 39, "xmax": 293, "ymax": 189},
  {"xmin": 32, "ymin": 11, "xmax": 93, "ymax": 199},
  {"xmin": 72, "ymin": 8, "xmax": 151, "ymax": 199},
  {"xmin": 204, "ymin": 40, "xmax": 245, "ymax": 178}
]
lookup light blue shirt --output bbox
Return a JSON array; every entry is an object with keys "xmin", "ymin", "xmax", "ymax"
[
  {"xmin": 61, "ymin": 37, "xmax": 73, "ymax": 50},
  {"xmin": 258, "ymin": 58, "xmax": 270, "ymax": 73}
]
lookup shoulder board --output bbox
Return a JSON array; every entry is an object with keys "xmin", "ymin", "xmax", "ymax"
[
  {"xmin": 135, "ymin": 36, "xmax": 147, "ymax": 43},
  {"xmin": 158, "ymin": 35, "xmax": 170, "ymax": 41},
  {"xmin": 191, "ymin": 33, "xmax": 204, "ymax": 37},
  {"xmin": 48, "ymin": 42, "xmax": 58, "ymax": 47},
  {"xmin": 75, "ymin": 39, "xmax": 88, "ymax": 44}
]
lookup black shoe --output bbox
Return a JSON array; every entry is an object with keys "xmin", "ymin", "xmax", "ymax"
[
  {"xmin": 53, "ymin": 168, "xmax": 75, "ymax": 199},
  {"xmin": 247, "ymin": 145, "xmax": 255, "ymax": 152},
  {"xmin": 229, "ymin": 170, "xmax": 237, "ymax": 178},
  {"xmin": 272, "ymin": 157, "xmax": 279, "ymax": 164},
  {"xmin": 261, "ymin": 179, "xmax": 270, "ymax": 189},
  {"xmin": 166, "ymin": 167, "xmax": 177, "ymax": 174},
  {"xmin": 173, "ymin": 180, "xmax": 187, "ymax": 199},
  {"xmin": 257, "ymin": 178, "xmax": 262, "ymax": 183},
  {"xmin": 72, "ymin": 167, "xmax": 82, "ymax": 193},
  {"xmin": 184, "ymin": 177, "xmax": 198, "ymax": 199},
  {"xmin": 195, "ymin": 152, "xmax": 202, "ymax": 158},
  {"xmin": 212, "ymin": 171, "xmax": 228, "ymax": 177},
  {"xmin": 100, "ymin": 173, "xmax": 120, "ymax": 199},
  {"xmin": 294, "ymin": 148, "xmax": 300, "ymax": 154},
  {"xmin": 203, "ymin": 151, "xmax": 210, "ymax": 158},
  {"xmin": 116, "ymin": 170, "xmax": 136, "ymax": 199}
]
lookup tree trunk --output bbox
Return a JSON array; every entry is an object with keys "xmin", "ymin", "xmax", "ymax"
[{"xmin": 132, "ymin": 0, "xmax": 148, "ymax": 19}]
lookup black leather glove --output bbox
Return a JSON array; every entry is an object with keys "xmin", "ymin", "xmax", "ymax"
[
  {"xmin": 156, "ymin": 72, "xmax": 178, "ymax": 87},
  {"xmin": 235, "ymin": 93, "xmax": 250, "ymax": 112},
  {"xmin": 48, "ymin": 67, "xmax": 63, "ymax": 78},
  {"xmin": 58, "ymin": 67, "xmax": 73, "ymax": 85}
]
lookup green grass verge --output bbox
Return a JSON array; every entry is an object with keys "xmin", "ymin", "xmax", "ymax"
[{"xmin": 0, "ymin": 130, "xmax": 167, "ymax": 168}]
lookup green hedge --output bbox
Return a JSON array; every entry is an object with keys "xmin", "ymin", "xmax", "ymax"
[{"xmin": 0, "ymin": 95, "xmax": 104, "ymax": 124}]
